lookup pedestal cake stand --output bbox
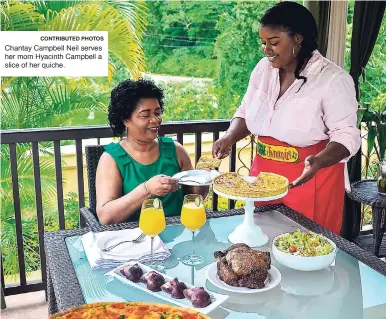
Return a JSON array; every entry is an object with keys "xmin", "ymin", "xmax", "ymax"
[{"xmin": 213, "ymin": 176, "xmax": 288, "ymax": 247}]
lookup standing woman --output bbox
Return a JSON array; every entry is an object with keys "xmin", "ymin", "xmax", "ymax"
[{"xmin": 212, "ymin": 2, "xmax": 361, "ymax": 234}]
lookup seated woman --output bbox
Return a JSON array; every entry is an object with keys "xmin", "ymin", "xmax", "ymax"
[{"xmin": 96, "ymin": 79, "xmax": 208, "ymax": 225}]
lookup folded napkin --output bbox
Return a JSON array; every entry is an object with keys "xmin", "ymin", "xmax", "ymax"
[{"xmin": 81, "ymin": 228, "xmax": 171, "ymax": 270}]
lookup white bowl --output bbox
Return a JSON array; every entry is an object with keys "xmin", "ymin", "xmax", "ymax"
[{"xmin": 272, "ymin": 233, "xmax": 337, "ymax": 271}]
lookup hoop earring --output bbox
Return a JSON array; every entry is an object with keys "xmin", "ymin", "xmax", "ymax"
[{"xmin": 292, "ymin": 46, "xmax": 296, "ymax": 58}]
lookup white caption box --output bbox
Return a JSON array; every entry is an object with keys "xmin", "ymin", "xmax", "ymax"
[{"xmin": 0, "ymin": 31, "xmax": 108, "ymax": 77}]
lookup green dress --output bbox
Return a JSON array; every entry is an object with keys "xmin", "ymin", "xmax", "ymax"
[{"xmin": 104, "ymin": 137, "xmax": 184, "ymax": 222}]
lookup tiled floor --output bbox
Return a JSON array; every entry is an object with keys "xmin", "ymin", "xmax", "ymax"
[{"xmin": 1, "ymin": 291, "xmax": 48, "ymax": 319}]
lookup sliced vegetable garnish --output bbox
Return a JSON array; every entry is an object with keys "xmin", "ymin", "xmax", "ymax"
[
  {"xmin": 153, "ymin": 198, "xmax": 161, "ymax": 210},
  {"xmin": 275, "ymin": 229, "xmax": 334, "ymax": 257}
]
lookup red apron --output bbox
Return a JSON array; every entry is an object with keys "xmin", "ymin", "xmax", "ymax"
[{"xmin": 251, "ymin": 136, "xmax": 345, "ymax": 234}]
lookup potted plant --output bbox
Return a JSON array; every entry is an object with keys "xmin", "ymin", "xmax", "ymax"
[{"xmin": 359, "ymin": 94, "xmax": 386, "ymax": 193}]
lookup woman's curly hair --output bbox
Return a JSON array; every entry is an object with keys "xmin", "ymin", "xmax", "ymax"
[{"xmin": 108, "ymin": 78, "xmax": 164, "ymax": 136}]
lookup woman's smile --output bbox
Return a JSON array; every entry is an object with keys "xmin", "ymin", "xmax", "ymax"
[
  {"xmin": 148, "ymin": 126, "xmax": 160, "ymax": 133},
  {"xmin": 267, "ymin": 54, "xmax": 278, "ymax": 62}
]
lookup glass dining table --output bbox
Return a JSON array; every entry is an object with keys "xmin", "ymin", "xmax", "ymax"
[{"xmin": 45, "ymin": 205, "xmax": 386, "ymax": 319}]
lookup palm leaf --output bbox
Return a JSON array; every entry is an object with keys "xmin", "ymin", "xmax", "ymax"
[
  {"xmin": 1, "ymin": 215, "xmax": 41, "ymax": 277},
  {"xmin": 1, "ymin": 0, "xmax": 41, "ymax": 31},
  {"xmin": 104, "ymin": 0, "xmax": 148, "ymax": 39},
  {"xmin": 1, "ymin": 77, "xmax": 51, "ymax": 129},
  {"xmin": 29, "ymin": 0, "xmax": 83, "ymax": 15},
  {"xmin": 48, "ymin": 109, "xmax": 95, "ymax": 127},
  {"xmin": 367, "ymin": 124, "xmax": 377, "ymax": 159},
  {"xmin": 41, "ymin": 3, "xmax": 146, "ymax": 79},
  {"xmin": 46, "ymin": 83, "xmax": 72, "ymax": 113},
  {"xmin": 0, "ymin": 77, "xmax": 16, "ymax": 93},
  {"xmin": 357, "ymin": 106, "xmax": 367, "ymax": 128},
  {"xmin": 108, "ymin": 62, "xmax": 116, "ymax": 83},
  {"xmin": 0, "ymin": 144, "xmax": 57, "ymax": 202},
  {"xmin": 1, "ymin": 76, "xmax": 110, "ymax": 129},
  {"xmin": 378, "ymin": 122, "xmax": 386, "ymax": 161}
]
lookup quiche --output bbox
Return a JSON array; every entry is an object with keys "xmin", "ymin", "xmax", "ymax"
[
  {"xmin": 196, "ymin": 157, "xmax": 222, "ymax": 169},
  {"xmin": 213, "ymin": 172, "xmax": 288, "ymax": 198},
  {"xmin": 49, "ymin": 302, "xmax": 211, "ymax": 319}
]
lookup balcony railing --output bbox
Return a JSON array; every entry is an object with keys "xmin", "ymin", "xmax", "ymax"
[{"xmin": 2, "ymin": 120, "xmax": 255, "ymax": 295}]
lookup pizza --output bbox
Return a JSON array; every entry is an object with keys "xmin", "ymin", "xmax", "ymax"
[
  {"xmin": 213, "ymin": 172, "xmax": 288, "ymax": 198},
  {"xmin": 49, "ymin": 302, "xmax": 211, "ymax": 319},
  {"xmin": 196, "ymin": 157, "xmax": 222, "ymax": 169}
]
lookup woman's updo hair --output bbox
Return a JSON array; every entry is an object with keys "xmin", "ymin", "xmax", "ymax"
[
  {"xmin": 108, "ymin": 78, "xmax": 164, "ymax": 136},
  {"xmin": 260, "ymin": 1, "xmax": 318, "ymax": 88}
]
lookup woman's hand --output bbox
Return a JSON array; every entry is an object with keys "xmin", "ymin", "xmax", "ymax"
[
  {"xmin": 212, "ymin": 135, "xmax": 233, "ymax": 159},
  {"xmin": 146, "ymin": 175, "xmax": 179, "ymax": 196},
  {"xmin": 289, "ymin": 155, "xmax": 322, "ymax": 188}
]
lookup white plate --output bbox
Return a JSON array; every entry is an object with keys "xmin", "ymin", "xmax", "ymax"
[
  {"xmin": 173, "ymin": 170, "xmax": 220, "ymax": 186},
  {"xmin": 95, "ymin": 230, "xmax": 162, "ymax": 259},
  {"xmin": 206, "ymin": 262, "xmax": 281, "ymax": 294},
  {"xmin": 213, "ymin": 176, "xmax": 288, "ymax": 201},
  {"xmin": 106, "ymin": 261, "xmax": 229, "ymax": 315}
]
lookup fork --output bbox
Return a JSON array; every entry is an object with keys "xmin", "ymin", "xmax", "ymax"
[{"xmin": 102, "ymin": 233, "xmax": 146, "ymax": 252}]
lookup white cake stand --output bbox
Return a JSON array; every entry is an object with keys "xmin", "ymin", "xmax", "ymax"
[{"xmin": 213, "ymin": 176, "xmax": 288, "ymax": 247}]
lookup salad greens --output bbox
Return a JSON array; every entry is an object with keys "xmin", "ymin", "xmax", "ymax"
[{"xmin": 275, "ymin": 229, "xmax": 334, "ymax": 257}]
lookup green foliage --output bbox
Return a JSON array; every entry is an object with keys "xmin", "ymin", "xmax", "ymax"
[
  {"xmin": 1, "ymin": 77, "xmax": 110, "ymax": 130},
  {"xmin": 1, "ymin": 143, "xmax": 56, "ymax": 277},
  {"xmin": 142, "ymin": 1, "xmax": 234, "ymax": 77},
  {"xmin": 1, "ymin": 215, "xmax": 40, "ymax": 278},
  {"xmin": 358, "ymin": 19, "xmax": 386, "ymax": 105},
  {"xmin": 64, "ymin": 192, "xmax": 81, "ymax": 229},
  {"xmin": 160, "ymin": 80, "xmax": 233, "ymax": 121},
  {"xmin": 1, "ymin": 0, "xmax": 142, "ymax": 278},
  {"xmin": 204, "ymin": 189, "xmax": 244, "ymax": 211},
  {"xmin": 346, "ymin": 3, "xmax": 385, "ymax": 226},
  {"xmin": 214, "ymin": 1, "xmax": 276, "ymax": 109},
  {"xmin": 345, "ymin": 1, "xmax": 385, "ymax": 105},
  {"xmin": 146, "ymin": 48, "xmax": 218, "ymax": 78},
  {"xmin": 349, "ymin": 14, "xmax": 386, "ymax": 166},
  {"xmin": 0, "ymin": 0, "xmax": 147, "ymax": 130},
  {"xmin": 1, "ymin": 187, "xmax": 84, "ymax": 277}
]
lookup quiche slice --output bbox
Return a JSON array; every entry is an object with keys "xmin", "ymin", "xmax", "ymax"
[
  {"xmin": 213, "ymin": 172, "xmax": 288, "ymax": 198},
  {"xmin": 196, "ymin": 157, "xmax": 222, "ymax": 169}
]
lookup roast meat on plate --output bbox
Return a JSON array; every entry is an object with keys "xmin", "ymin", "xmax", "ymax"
[{"xmin": 214, "ymin": 243, "xmax": 271, "ymax": 289}]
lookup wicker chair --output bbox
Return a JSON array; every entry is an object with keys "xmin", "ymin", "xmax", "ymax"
[{"xmin": 79, "ymin": 145, "xmax": 105, "ymax": 230}]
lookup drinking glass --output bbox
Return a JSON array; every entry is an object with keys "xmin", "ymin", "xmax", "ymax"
[
  {"xmin": 139, "ymin": 198, "xmax": 166, "ymax": 271},
  {"xmin": 180, "ymin": 194, "xmax": 206, "ymax": 265}
]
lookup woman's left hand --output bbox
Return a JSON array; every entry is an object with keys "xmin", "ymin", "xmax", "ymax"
[{"xmin": 289, "ymin": 155, "xmax": 322, "ymax": 189}]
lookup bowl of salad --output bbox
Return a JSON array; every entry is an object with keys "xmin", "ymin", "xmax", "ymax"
[{"xmin": 272, "ymin": 229, "xmax": 336, "ymax": 271}]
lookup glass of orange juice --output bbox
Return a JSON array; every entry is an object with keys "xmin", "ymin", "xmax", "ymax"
[
  {"xmin": 180, "ymin": 194, "xmax": 206, "ymax": 265},
  {"xmin": 139, "ymin": 198, "xmax": 166, "ymax": 271}
]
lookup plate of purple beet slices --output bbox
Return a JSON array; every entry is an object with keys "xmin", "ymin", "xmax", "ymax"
[{"xmin": 106, "ymin": 262, "xmax": 229, "ymax": 314}]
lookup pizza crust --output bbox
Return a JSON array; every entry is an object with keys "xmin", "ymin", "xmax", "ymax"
[
  {"xmin": 213, "ymin": 172, "xmax": 288, "ymax": 198},
  {"xmin": 50, "ymin": 302, "xmax": 211, "ymax": 319}
]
